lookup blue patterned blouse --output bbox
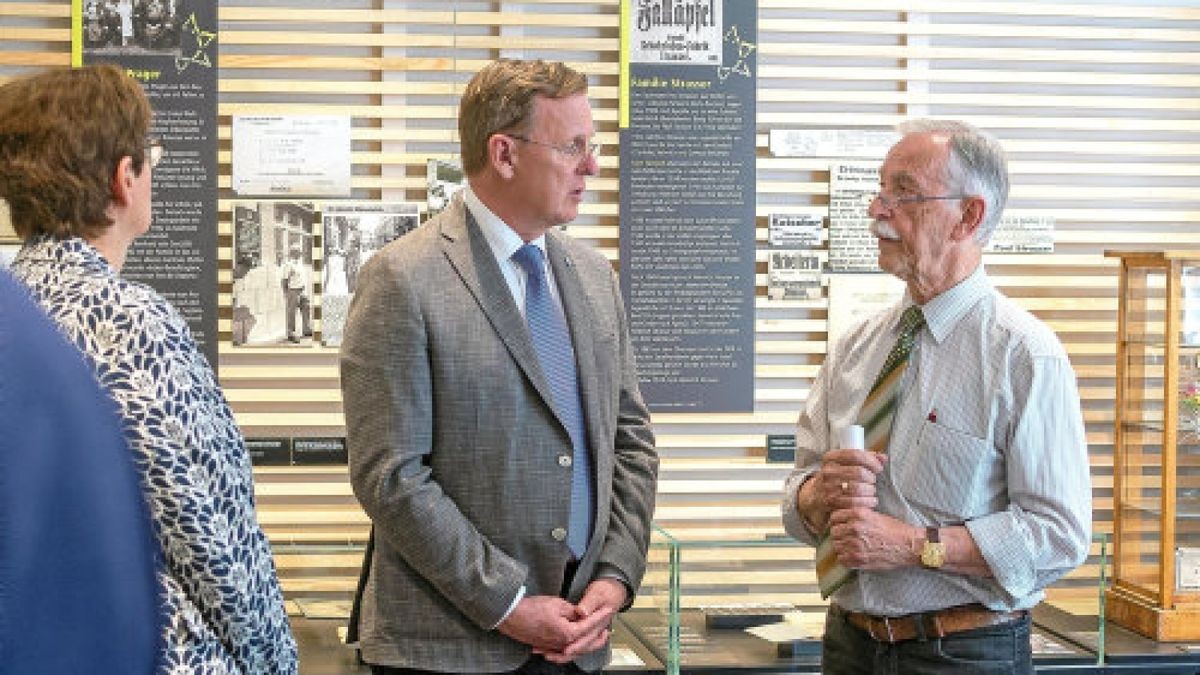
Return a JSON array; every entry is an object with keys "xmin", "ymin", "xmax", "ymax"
[{"xmin": 11, "ymin": 236, "xmax": 298, "ymax": 675}]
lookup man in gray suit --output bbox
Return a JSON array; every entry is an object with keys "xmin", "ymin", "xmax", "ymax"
[{"xmin": 340, "ymin": 59, "xmax": 659, "ymax": 674}]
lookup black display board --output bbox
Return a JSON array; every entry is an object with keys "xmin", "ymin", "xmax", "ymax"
[
  {"xmin": 620, "ymin": 0, "xmax": 757, "ymax": 412},
  {"xmin": 77, "ymin": 0, "xmax": 219, "ymax": 369}
]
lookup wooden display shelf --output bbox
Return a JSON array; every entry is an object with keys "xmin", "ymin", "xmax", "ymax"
[{"xmin": 1105, "ymin": 585, "xmax": 1200, "ymax": 641}]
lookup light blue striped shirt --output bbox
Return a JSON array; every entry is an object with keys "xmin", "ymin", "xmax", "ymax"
[
  {"xmin": 463, "ymin": 186, "xmax": 563, "ymax": 318},
  {"xmin": 782, "ymin": 265, "xmax": 1092, "ymax": 614}
]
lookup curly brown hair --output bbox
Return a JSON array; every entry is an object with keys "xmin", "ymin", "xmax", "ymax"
[
  {"xmin": 0, "ymin": 64, "xmax": 151, "ymax": 240},
  {"xmin": 458, "ymin": 59, "xmax": 588, "ymax": 175}
]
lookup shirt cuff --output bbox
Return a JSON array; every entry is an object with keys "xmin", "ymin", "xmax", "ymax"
[
  {"xmin": 965, "ymin": 513, "xmax": 1035, "ymax": 603},
  {"xmin": 491, "ymin": 585, "xmax": 526, "ymax": 630},
  {"xmin": 781, "ymin": 469, "xmax": 821, "ymax": 545},
  {"xmin": 599, "ymin": 572, "xmax": 631, "ymax": 595},
  {"xmin": 594, "ymin": 564, "xmax": 636, "ymax": 611}
]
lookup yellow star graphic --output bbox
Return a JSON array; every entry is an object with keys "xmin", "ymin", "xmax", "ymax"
[
  {"xmin": 175, "ymin": 13, "xmax": 216, "ymax": 72},
  {"xmin": 184, "ymin": 14, "xmax": 216, "ymax": 49}
]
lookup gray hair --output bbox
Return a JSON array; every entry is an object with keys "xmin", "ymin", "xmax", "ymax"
[{"xmin": 896, "ymin": 119, "xmax": 1009, "ymax": 245}]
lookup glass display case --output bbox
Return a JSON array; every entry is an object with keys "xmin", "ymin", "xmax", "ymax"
[
  {"xmin": 633, "ymin": 527, "xmax": 1108, "ymax": 672},
  {"xmin": 1105, "ymin": 250, "xmax": 1200, "ymax": 641},
  {"xmin": 636, "ymin": 526, "xmax": 823, "ymax": 675}
]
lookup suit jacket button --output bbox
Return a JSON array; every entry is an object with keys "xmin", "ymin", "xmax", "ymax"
[
  {"xmin": 551, "ymin": 527, "xmax": 567, "ymax": 542},
  {"xmin": 558, "ymin": 454, "xmax": 572, "ymax": 468}
]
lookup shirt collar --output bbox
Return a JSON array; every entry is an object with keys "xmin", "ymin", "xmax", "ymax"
[
  {"xmin": 906, "ymin": 264, "xmax": 991, "ymax": 344},
  {"xmin": 463, "ymin": 186, "xmax": 547, "ymax": 263},
  {"xmin": 20, "ymin": 235, "xmax": 117, "ymax": 277}
]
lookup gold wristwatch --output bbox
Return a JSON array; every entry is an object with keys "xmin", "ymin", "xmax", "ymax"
[{"xmin": 920, "ymin": 526, "xmax": 945, "ymax": 569}]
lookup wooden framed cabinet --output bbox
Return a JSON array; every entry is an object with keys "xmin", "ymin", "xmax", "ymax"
[{"xmin": 1105, "ymin": 250, "xmax": 1200, "ymax": 641}]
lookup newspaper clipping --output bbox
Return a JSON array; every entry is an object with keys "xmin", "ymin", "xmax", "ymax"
[
  {"xmin": 768, "ymin": 213, "xmax": 823, "ymax": 249},
  {"xmin": 630, "ymin": 0, "xmax": 722, "ymax": 64},
  {"xmin": 767, "ymin": 250, "xmax": 822, "ymax": 301},
  {"xmin": 828, "ymin": 162, "xmax": 880, "ymax": 272}
]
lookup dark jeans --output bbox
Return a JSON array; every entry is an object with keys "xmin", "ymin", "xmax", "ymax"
[
  {"xmin": 370, "ymin": 656, "xmax": 591, "ymax": 675},
  {"xmin": 821, "ymin": 606, "xmax": 1033, "ymax": 675}
]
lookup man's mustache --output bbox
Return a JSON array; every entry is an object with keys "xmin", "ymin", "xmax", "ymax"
[{"xmin": 870, "ymin": 220, "xmax": 900, "ymax": 241}]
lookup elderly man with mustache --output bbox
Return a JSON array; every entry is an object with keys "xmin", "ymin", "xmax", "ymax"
[{"xmin": 781, "ymin": 119, "xmax": 1091, "ymax": 675}]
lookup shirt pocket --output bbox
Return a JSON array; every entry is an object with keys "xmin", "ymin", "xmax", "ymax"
[{"xmin": 900, "ymin": 420, "xmax": 997, "ymax": 521}]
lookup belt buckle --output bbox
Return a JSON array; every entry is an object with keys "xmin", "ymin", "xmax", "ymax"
[{"xmin": 869, "ymin": 616, "xmax": 895, "ymax": 643}]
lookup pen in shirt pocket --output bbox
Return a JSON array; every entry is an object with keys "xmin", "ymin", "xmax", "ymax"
[{"xmin": 927, "ymin": 407, "xmax": 938, "ymax": 423}]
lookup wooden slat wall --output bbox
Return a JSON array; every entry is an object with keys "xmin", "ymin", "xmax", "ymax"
[{"xmin": 5, "ymin": 0, "xmax": 1200, "ymax": 613}]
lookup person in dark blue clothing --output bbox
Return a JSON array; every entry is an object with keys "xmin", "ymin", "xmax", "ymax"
[{"xmin": 0, "ymin": 268, "xmax": 159, "ymax": 674}]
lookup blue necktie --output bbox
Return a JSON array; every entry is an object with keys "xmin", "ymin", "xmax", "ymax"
[{"xmin": 512, "ymin": 244, "xmax": 593, "ymax": 558}]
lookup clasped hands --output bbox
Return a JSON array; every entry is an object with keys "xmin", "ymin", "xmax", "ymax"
[
  {"xmin": 497, "ymin": 577, "xmax": 625, "ymax": 664},
  {"xmin": 807, "ymin": 448, "xmax": 919, "ymax": 570}
]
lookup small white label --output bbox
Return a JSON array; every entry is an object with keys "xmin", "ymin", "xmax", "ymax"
[{"xmin": 1177, "ymin": 547, "xmax": 1200, "ymax": 590}]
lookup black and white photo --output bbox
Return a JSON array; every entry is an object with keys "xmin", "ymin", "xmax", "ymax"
[
  {"xmin": 426, "ymin": 158, "xmax": 464, "ymax": 218},
  {"xmin": 321, "ymin": 202, "xmax": 420, "ymax": 346},
  {"xmin": 83, "ymin": 0, "xmax": 180, "ymax": 53},
  {"xmin": 231, "ymin": 201, "xmax": 316, "ymax": 347}
]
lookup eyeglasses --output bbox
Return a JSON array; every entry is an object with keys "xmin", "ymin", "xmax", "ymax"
[
  {"xmin": 872, "ymin": 192, "xmax": 967, "ymax": 210},
  {"xmin": 144, "ymin": 138, "xmax": 164, "ymax": 169},
  {"xmin": 506, "ymin": 134, "xmax": 601, "ymax": 160}
]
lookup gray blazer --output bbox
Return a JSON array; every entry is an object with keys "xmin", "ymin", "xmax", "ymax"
[{"xmin": 340, "ymin": 197, "xmax": 659, "ymax": 672}]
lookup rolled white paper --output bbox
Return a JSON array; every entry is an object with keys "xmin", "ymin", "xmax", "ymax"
[{"xmin": 839, "ymin": 424, "xmax": 865, "ymax": 450}]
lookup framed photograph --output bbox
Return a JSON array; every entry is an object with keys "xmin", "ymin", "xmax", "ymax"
[
  {"xmin": 230, "ymin": 200, "xmax": 317, "ymax": 347},
  {"xmin": 82, "ymin": 0, "xmax": 182, "ymax": 55},
  {"xmin": 426, "ymin": 158, "xmax": 465, "ymax": 218},
  {"xmin": 320, "ymin": 201, "xmax": 420, "ymax": 346}
]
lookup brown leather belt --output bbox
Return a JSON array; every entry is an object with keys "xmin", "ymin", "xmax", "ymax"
[{"xmin": 835, "ymin": 603, "xmax": 1027, "ymax": 644}]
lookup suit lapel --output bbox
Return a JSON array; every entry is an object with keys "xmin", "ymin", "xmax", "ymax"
[
  {"xmin": 545, "ymin": 234, "xmax": 604, "ymax": 453},
  {"xmin": 439, "ymin": 203, "xmax": 558, "ymax": 414}
]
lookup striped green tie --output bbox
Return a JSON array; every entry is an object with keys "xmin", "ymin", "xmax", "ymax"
[{"xmin": 816, "ymin": 305, "xmax": 926, "ymax": 598}]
